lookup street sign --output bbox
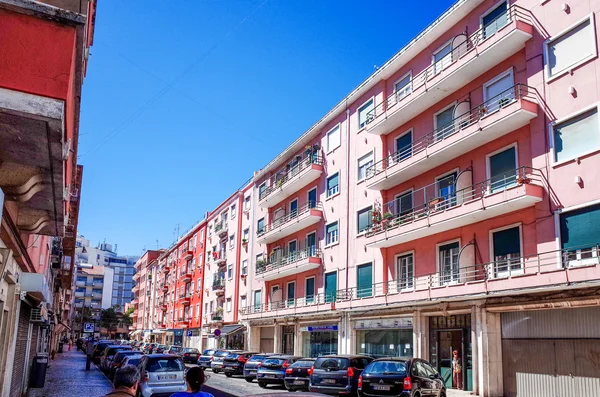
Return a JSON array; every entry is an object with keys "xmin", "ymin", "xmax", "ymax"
[
  {"xmin": 214, "ymin": 329, "xmax": 221, "ymax": 337},
  {"xmin": 186, "ymin": 330, "xmax": 192, "ymax": 337},
  {"xmin": 83, "ymin": 323, "xmax": 94, "ymax": 333}
]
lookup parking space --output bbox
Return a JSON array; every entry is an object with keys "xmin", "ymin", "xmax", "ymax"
[{"xmin": 186, "ymin": 364, "xmax": 288, "ymax": 396}]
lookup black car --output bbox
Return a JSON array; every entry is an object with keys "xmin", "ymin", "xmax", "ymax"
[
  {"xmin": 222, "ymin": 351, "xmax": 258, "ymax": 377},
  {"xmin": 256, "ymin": 355, "xmax": 302, "ymax": 388},
  {"xmin": 284, "ymin": 358, "xmax": 315, "ymax": 391},
  {"xmin": 109, "ymin": 350, "xmax": 140, "ymax": 376},
  {"xmin": 309, "ymin": 355, "xmax": 373, "ymax": 395},
  {"xmin": 243, "ymin": 353, "xmax": 272, "ymax": 382},
  {"xmin": 181, "ymin": 348, "xmax": 200, "ymax": 363},
  {"xmin": 92, "ymin": 341, "xmax": 114, "ymax": 364},
  {"xmin": 358, "ymin": 358, "xmax": 445, "ymax": 397}
]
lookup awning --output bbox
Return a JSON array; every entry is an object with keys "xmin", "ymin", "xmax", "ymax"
[
  {"xmin": 151, "ymin": 329, "xmax": 165, "ymax": 335},
  {"xmin": 220, "ymin": 324, "xmax": 245, "ymax": 336},
  {"xmin": 130, "ymin": 330, "xmax": 142, "ymax": 336}
]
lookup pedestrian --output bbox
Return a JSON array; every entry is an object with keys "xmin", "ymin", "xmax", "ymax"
[
  {"xmin": 170, "ymin": 367, "xmax": 213, "ymax": 397},
  {"xmin": 68, "ymin": 337, "xmax": 73, "ymax": 351},
  {"xmin": 452, "ymin": 350, "xmax": 462, "ymax": 390},
  {"xmin": 104, "ymin": 365, "xmax": 140, "ymax": 397}
]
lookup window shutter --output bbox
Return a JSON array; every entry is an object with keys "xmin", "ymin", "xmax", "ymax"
[
  {"xmin": 548, "ymin": 19, "xmax": 595, "ymax": 77},
  {"xmin": 554, "ymin": 108, "xmax": 599, "ymax": 163},
  {"xmin": 560, "ymin": 204, "xmax": 600, "ymax": 250},
  {"xmin": 493, "ymin": 227, "xmax": 521, "ymax": 257},
  {"xmin": 357, "ymin": 263, "xmax": 373, "ymax": 298}
]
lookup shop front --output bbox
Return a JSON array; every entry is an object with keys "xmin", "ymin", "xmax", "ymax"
[
  {"xmin": 354, "ymin": 317, "xmax": 413, "ymax": 358},
  {"xmin": 221, "ymin": 324, "xmax": 246, "ymax": 350},
  {"xmin": 172, "ymin": 329, "xmax": 184, "ymax": 346},
  {"xmin": 300, "ymin": 324, "xmax": 339, "ymax": 357},
  {"xmin": 429, "ymin": 314, "xmax": 472, "ymax": 392}
]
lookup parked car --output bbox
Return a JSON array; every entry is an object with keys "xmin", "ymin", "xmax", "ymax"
[
  {"xmin": 222, "ymin": 351, "xmax": 258, "ymax": 377},
  {"xmin": 243, "ymin": 353, "xmax": 272, "ymax": 382},
  {"xmin": 137, "ymin": 354, "xmax": 187, "ymax": 397},
  {"xmin": 211, "ymin": 350, "xmax": 242, "ymax": 374},
  {"xmin": 120, "ymin": 354, "xmax": 143, "ymax": 368},
  {"xmin": 359, "ymin": 358, "xmax": 445, "ymax": 397},
  {"xmin": 166, "ymin": 345, "xmax": 183, "ymax": 355},
  {"xmin": 284, "ymin": 358, "xmax": 316, "ymax": 391},
  {"xmin": 101, "ymin": 345, "xmax": 132, "ymax": 372},
  {"xmin": 144, "ymin": 343, "xmax": 158, "ymax": 354},
  {"xmin": 256, "ymin": 355, "xmax": 302, "ymax": 388},
  {"xmin": 198, "ymin": 349, "xmax": 216, "ymax": 369},
  {"xmin": 109, "ymin": 350, "xmax": 140, "ymax": 376},
  {"xmin": 92, "ymin": 341, "xmax": 115, "ymax": 364},
  {"xmin": 137, "ymin": 342, "xmax": 147, "ymax": 353},
  {"xmin": 181, "ymin": 348, "xmax": 201, "ymax": 363},
  {"xmin": 155, "ymin": 344, "xmax": 169, "ymax": 354},
  {"xmin": 309, "ymin": 355, "xmax": 373, "ymax": 395}
]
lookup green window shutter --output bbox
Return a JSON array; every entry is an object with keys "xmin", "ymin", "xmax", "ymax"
[
  {"xmin": 490, "ymin": 147, "xmax": 516, "ymax": 191},
  {"xmin": 325, "ymin": 272, "xmax": 337, "ymax": 303},
  {"xmin": 492, "ymin": 227, "xmax": 521, "ymax": 257},
  {"xmin": 357, "ymin": 263, "xmax": 373, "ymax": 298},
  {"xmin": 560, "ymin": 204, "xmax": 600, "ymax": 250}
]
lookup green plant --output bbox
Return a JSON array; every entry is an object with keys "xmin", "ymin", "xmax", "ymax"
[{"xmin": 383, "ymin": 211, "xmax": 394, "ymax": 220}]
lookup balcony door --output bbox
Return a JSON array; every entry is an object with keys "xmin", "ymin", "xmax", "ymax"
[
  {"xmin": 439, "ymin": 241, "xmax": 460, "ymax": 285},
  {"xmin": 436, "ymin": 172, "xmax": 457, "ymax": 210},
  {"xmin": 357, "ymin": 263, "xmax": 373, "ymax": 298},
  {"xmin": 306, "ymin": 232, "xmax": 316, "ymax": 256},
  {"xmin": 395, "ymin": 130, "xmax": 413, "ymax": 162},
  {"xmin": 288, "ymin": 240, "xmax": 297, "ymax": 262},
  {"xmin": 488, "ymin": 146, "xmax": 517, "ymax": 192},
  {"xmin": 305, "ymin": 277, "xmax": 315, "ymax": 305},
  {"xmin": 434, "ymin": 105, "xmax": 456, "ymax": 141},
  {"xmin": 492, "ymin": 226, "xmax": 522, "ymax": 277},
  {"xmin": 482, "ymin": 1, "xmax": 509, "ymax": 39},
  {"xmin": 395, "ymin": 191, "xmax": 413, "ymax": 218},
  {"xmin": 308, "ymin": 188, "xmax": 317, "ymax": 209},
  {"xmin": 290, "ymin": 199, "xmax": 298, "ymax": 219},
  {"xmin": 325, "ymin": 271, "xmax": 337, "ymax": 303},
  {"xmin": 397, "ymin": 253, "xmax": 414, "ymax": 290},
  {"xmin": 484, "ymin": 70, "xmax": 514, "ymax": 111},
  {"xmin": 287, "ymin": 281, "xmax": 295, "ymax": 307}
]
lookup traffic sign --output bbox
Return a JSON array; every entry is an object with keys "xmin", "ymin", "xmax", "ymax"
[
  {"xmin": 83, "ymin": 323, "xmax": 94, "ymax": 333},
  {"xmin": 214, "ymin": 329, "xmax": 221, "ymax": 337},
  {"xmin": 186, "ymin": 330, "xmax": 192, "ymax": 337}
]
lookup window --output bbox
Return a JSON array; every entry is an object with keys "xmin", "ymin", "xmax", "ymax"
[
  {"xmin": 209, "ymin": 301, "xmax": 214, "ymax": 313},
  {"xmin": 241, "ymin": 260, "xmax": 248, "ymax": 276},
  {"xmin": 357, "ymin": 263, "xmax": 373, "ymax": 298},
  {"xmin": 357, "ymin": 152, "xmax": 374, "ymax": 181},
  {"xmin": 483, "ymin": 70, "xmax": 515, "ymax": 109},
  {"xmin": 240, "ymin": 295, "xmax": 246, "ymax": 309},
  {"xmin": 286, "ymin": 282, "xmax": 295, "ymax": 307},
  {"xmin": 488, "ymin": 146, "xmax": 517, "ymax": 192},
  {"xmin": 560, "ymin": 203, "xmax": 600, "ymax": 267},
  {"xmin": 437, "ymin": 172, "xmax": 457, "ymax": 209},
  {"xmin": 357, "ymin": 206, "xmax": 372, "ymax": 234},
  {"xmin": 308, "ymin": 188, "xmax": 317, "ymax": 209},
  {"xmin": 482, "ymin": 1, "xmax": 508, "ymax": 39},
  {"xmin": 227, "ymin": 264, "xmax": 233, "ymax": 280},
  {"xmin": 204, "ymin": 302, "xmax": 208, "ymax": 315},
  {"xmin": 325, "ymin": 272, "xmax": 337, "ymax": 303},
  {"xmin": 327, "ymin": 125, "xmax": 341, "ymax": 152},
  {"xmin": 492, "ymin": 226, "xmax": 522, "ymax": 276},
  {"xmin": 395, "ymin": 191, "xmax": 413, "ymax": 217},
  {"xmin": 253, "ymin": 290, "xmax": 262, "ymax": 310},
  {"xmin": 190, "ymin": 281, "xmax": 195, "ymax": 291},
  {"xmin": 257, "ymin": 218, "xmax": 265, "ymax": 234},
  {"xmin": 197, "ymin": 278, "xmax": 201, "ymax": 290},
  {"xmin": 358, "ymin": 99, "xmax": 374, "ymax": 129},
  {"xmin": 305, "ymin": 277, "xmax": 315, "ymax": 304},
  {"xmin": 258, "ymin": 183, "xmax": 267, "ymax": 200},
  {"xmin": 552, "ymin": 107, "xmax": 599, "ymax": 164},
  {"xmin": 231, "ymin": 204, "xmax": 236, "ymax": 219},
  {"xmin": 439, "ymin": 241, "xmax": 460, "ymax": 285},
  {"xmin": 244, "ymin": 195, "xmax": 251, "ymax": 211},
  {"xmin": 434, "ymin": 105, "xmax": 455, "ymax": 140},
  {"xmin": 433, "ymin": 42, "xmax": 452, "ymax": 74},
  {"xmin": 327, "ymin": 173, "xmax": 339, "ymax": 197},
  {"xmin": 208, "ymin": 225, "xmax": 212, "ymax": 236},
  {"xmin": 395, "ymin": 130, "xmax": 412, "ymax": 162},
  {"xmin": 397, "ymin": 253, "xmax": 414, "ymax": 290},
  {"xmin": 226, "ymin": 298, "xmax": 232, "ymax": 312},
  {"xmin": 229, "ymin": 234, "xmax": 235, "ymax": 249},
  {"xmin": 545, "ymin": 16, "xmax": 596, "ymax": 79},
  {"xmin": 326, "ymin": 222, "xmax": 339, "ymax": 246},
  {"xmin": 394, "ymin": 73, "xmax": 412, "ymax": 101},
  {"xmin": 190, "ymin": 305, "xmax": 194, "ymax": 318},
  {"xmin": 196, "ymin": 304, "xmax": 200, "ymax": 318},
  {"xmin": 243, "ymin": 228, "xmax": 249, "ymax": 242}
]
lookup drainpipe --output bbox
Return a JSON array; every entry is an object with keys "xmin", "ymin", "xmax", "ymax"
[
  {"xmin": 344, "ymin": 106, "xmax": 351, "ymax": 296},
  {"xmin": 199, "ymin": 212, "xmax": 209, "ymax": 343},
  {"xmin": 233, "ymin": 192, "xmax": 244, "ymax": 324}
]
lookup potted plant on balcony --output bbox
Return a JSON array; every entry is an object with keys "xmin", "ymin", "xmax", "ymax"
[
  {"xmin": 382, "ymin": 211, "xmax": 394, "ymax": 228},
  {"xmin": 256, "ymin": 259, "xmax": 266, "ymax": 273},
  {"xmin": 242, "ymin": 238, "xmax": 248, "ymax": 247}
]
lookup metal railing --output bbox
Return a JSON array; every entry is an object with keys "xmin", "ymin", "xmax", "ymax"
[
  {"xmin": 259, "ymin": 152, "xmax": 323, "ymax": 202},
  {"xmin": 366, "ymin": 84, "xmax": 535, "ymax": 179},
  {"xmin": 240, "ymin": 243, "xmax": 600, "ymax": 315},
  {"xmin": 215, "ymin": 221, "xmax": 228, "ymax": 235},
  {"xmin": 212, "ymin": 274, "xmax": 225, "ymax": 291},
  {"xmin": 256, "ymin": 244, "xmax": 321, "ymax": 275},
  {"xmin": 365, "ymin": 5, "xmax": 531, "ymax": 123},
  {"xmin": 367, "ymin": 166, "xmax": 542, "ymax": 237},
  {"xmin": 257, "ymin": 202, "xmax": 323, "ymax": 237}
]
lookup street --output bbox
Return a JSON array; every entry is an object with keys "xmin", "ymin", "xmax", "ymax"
[{"xmin": 186, "ymin": 364, "xmax": 289, "ymax": 396}]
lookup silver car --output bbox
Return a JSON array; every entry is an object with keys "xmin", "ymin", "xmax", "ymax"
[
  {"xmin": 210, "ymin": 349, "xmax": 242, "ymax": 373},
  {"xmin": 137, "ymin": 354, "xmax": 187, "ymax": 397}
]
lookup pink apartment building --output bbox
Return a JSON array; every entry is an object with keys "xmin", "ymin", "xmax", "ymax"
[{"xmin": 241, "ymin": 0, "xmax": 600, "ymax": 396}]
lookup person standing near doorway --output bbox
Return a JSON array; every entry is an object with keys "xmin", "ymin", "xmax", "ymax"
[{"xmin": 452, "ymin": 350, "xmax": 462, "ymax": 390}]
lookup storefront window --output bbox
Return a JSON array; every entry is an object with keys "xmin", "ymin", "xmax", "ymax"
[
  {"xmin": 356, "ymin": 329, "xmax": 413, "ymax": 358},
  {"xmin": 302, "ymin": 327, "xmax": 338, "ymax": 357}
]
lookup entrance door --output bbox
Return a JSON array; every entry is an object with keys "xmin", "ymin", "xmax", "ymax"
[
  {"xmin": 282, "ymin": 325, "xmax": 295, "ymax": 355},
  {"xmin": 438, "ymin": 330, "xmax": 464, "ymax": 390},
  {"xmin": 325, "ymin": 272, "xmax": 337, "ymax": 303}
]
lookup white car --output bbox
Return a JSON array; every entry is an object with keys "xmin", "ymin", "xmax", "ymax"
[{"xmin": 137, "ymin": 354, "xmax": 187, "ymax": 397}]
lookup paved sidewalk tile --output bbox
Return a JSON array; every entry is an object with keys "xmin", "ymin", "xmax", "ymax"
[{"xmin": 29, "ymin": 349, "xmax": 113, "ymax": 397}]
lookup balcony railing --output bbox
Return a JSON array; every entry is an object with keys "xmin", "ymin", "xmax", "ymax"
[
  {"xmin": 364, "ymin": 5, "xmax": 532, "ymax": 136},
  {"xmin": 258, "ymin": 151, "xmax": 323, "ymax": 205},
  {"xmin": 366, "ymin": 84, "xmax": 536, "ymax": 182},
  {"xmin": 215, "ymin": 221, "xmax": 228, "ymax": 237},
  {"xmin": 241, "ymin": 244, "xmax": 600, "ymax": 316},
  {"xmin": 214, "ymin": 250, "xmax": 227, "ymax": 265},
  {"xmin": 256, "ymin": 244, "xmax": 321, "ymax": 278},
  {"xmin": 211, "ymin": 312, "xmax": 223, "ymax": 321},
  {"xmin": 212, "ymin": 276, "xmax": 225, "ymax": 293},
  {"xmin": 257, "ymin": 202, "xmax": 323, "ymax": 243}
]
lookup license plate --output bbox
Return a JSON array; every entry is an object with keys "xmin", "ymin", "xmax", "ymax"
[
  {"xmin": 248, "ymin": 370, "xmax": 256, "ymax": 373},
  {"xmin": 323, "ymin": 379, "xmax": 336, "ymax": 384},
  {"xmin": 265, "ymin": 374, "xmax": 276, "ymax": 378},
  {"xmin": 157, "ymin": 375, "xmax": 176, "ymax": 380},
  {"xmin": 293, "ymin": 380, "xmax": 306, "ymax": 385},
  {"xmin": 373, "ymin": 385, "xmax": 391, "ymax": 391}
]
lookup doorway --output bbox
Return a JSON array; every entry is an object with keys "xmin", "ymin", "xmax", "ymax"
[
  {"xmin": 429, "ymin": 315, "xmax": 472, "ymax": 391},
  {"xmin": 282, "ymin": 325, "xmax": 295, "ymax": 355}
]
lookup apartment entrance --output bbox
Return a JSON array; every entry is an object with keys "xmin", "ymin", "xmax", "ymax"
[
  {"xmin": 282, "ymin": 325, "xmax": 295, "ymax": 355},
  {"xmin": 429, "ymin": 315, "xmax": 472, "ymax": 391}
]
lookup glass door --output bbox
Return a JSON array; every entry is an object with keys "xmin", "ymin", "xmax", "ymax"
[
  {"xmin": 290, "ymin": 199, "xmax": 298, "ymax": 218},
  {"xmin": 288, "ymin": 240, "xmax": 297, "ymax": 263},
  {"xmin": 437, "ymin": 172, "xmax": 457, "ymax": 210},
  {"xmin": 287, "ymin": 281, "xmax": 295, "ymax": 307},
  {"xmin": 306, "ymin": 232, "xmax": 316, "ymax": 256},
  {"xmin": 439, "ymin": 242, "xmax": 460, "ymax": 285},
  {"xmin": 437, "ymin": 330, "xmax": 464, "ymax": 390},
  {"xmin": 397, "ymin": 253, "xmax": 414, "ymax": 290},
  {"xmin": 308, "ymin": 188, "xmax": 317, "ymax": 209},
  {"xmin": 305, "ymin": 277, "xmax": 315, "ymax": 305}
]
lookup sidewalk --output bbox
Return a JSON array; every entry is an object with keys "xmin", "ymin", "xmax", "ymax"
[{"xmin": 29, "ymin": 349, "xmax": 113, "ymax": 397}]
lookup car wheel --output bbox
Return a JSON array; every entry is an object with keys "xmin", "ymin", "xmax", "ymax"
[
  {"xmin": 225, "ymin": 372, "xmax": 232, "ymax": 378},
  {"xmin": 244, "ymin": 377, "xmax": 253, "ymax": 383},
  {"xmin": 258, "ymin": 382, "xmax": 267, "ymax": 389}
]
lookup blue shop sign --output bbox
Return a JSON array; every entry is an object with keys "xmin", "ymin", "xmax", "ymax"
[
  {"xmin": 307, "ymin": 325, "xmax": 338, "ymax": 332},
  {"xmin": 174, "ymin": 330, "xmax": 184, "ymax": 336}
]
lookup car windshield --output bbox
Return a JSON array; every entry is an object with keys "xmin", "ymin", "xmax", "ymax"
[
  {"xmin": 314, "ymin": 357, "xmax": 350, "ymax": 370},
  {"xmin": 202, "ymin": 349, "xmax": 216, "ymax": 356},
  {"xmin": 125, "ymin": 358, "xmax": 141, "ymax": 366},
  {"xmin": 183, "ymin": 348, "xmax": 199, "ymax": 353},
  {"xmin": 249, "ymin": 354, "xmax": 268, "ymax": 362},
  {"xmin": 364, "ymin": 361, "xmax": 407, "ymax": 375},
  {"xmin": 158, "ymin": 345, "xmax": 167, "ymax": 349},
  {"xmin": 214, "ymin": 351, "xmax": 230, "ymax": 357},
  {"xmin": 146, "ymin": 357, "xmax": 184, "ymax": 372},
  {"xmin": 263, "ymin": 358, "xmax": 285, "ymax": 366},
  {"xmin": 291, "ymin": 360, "xmax": 315, "ymax": 368},
  {"xmin": 170, "ymin": 346, "xmax": 183, "ymax": 352}
]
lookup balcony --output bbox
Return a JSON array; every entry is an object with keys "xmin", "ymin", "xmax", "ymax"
[
  {"xmin": 162, "ymin": 265, "xmax": 171, "ymax": 274},
  {"xmin": 75, "ymin": 280, "xmax": 85, "ymax": 287},
  {"xmin": 74, "ymin": 291, "xmax": 84, "ymax": 297},
  {"xmin": 256, "ymin": 245, "xmax": 322, "ymax": 281},
  {"xmin": 241, "ymin": 245, "xmax": 600, "ymax": 319},
  {"xmin": 182, "ymin": 272, "xmax": 192, "ymax": 284},
  {"xmin": 365, "ymin": 6, "xmax": 533, "ymax": 136},
  {"xmin": 215, "ymin": 221, "xmax": 228, "ymax": 238},
  {"xmin": 258, "ymin": 152, "xmax": 324, "ymax": 208},
  {"xmin": 212, "ymin": 277, "xmax": 225, "ymax": 295},
  {"xmin": 257, "ymin": 202, "xmax": 324, "ymax": 244},
  {"xmin": 92, "ymin": 293, "xmax": 103, "ymax": 299},
  {"xmin": 366, "ymin": 167, "xmax": 544, "ymax": 248},
  {"xmin": 132, "ymin": 272, "xmax": 140, "ymax": 281},
  {"xmin": 132, "ymin": 284, "xmax": 139, "ymax": 293},
  {"xmin": 179, "ymin": 294, "xmax": 191, "ymax": 305},
  {"xmin": 177, "ymin": 318, "xmax": 190, "ymax": 328},
  {"xmin": 19, "ymin": 273, "xmax": 51, "ymax": 302},
  {"xmin": 92, "ymin": 282, "xmax": 103, "ymax": 288},
  {"xmin": 160, "ymin": 303, "xmax": 168, "ymax": 311},
  {"xmin": 366, "ymin": 84, "xmax": 538, "ymax": 190},
  {"xmin": 183, "ymin": 250, "xmax": 193, "ymax": 260},
  {"xmin": 213, "ymin": 250, "xmax": 227, "ymax": 266},
  {"xmin": 131, "ymin": 299, "xmax": 138, "ymax": 306},
  {"xmin": 211, "ymin": 311, "xmax": 224, "ymax": 322},
  {"xmin": 161, "ymin": 283, "xmax": 169, "ymax": 292}
]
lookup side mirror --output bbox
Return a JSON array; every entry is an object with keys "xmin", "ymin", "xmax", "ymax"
[{"xmin": 429, "ymin": 374, "xmax": 436, "ymax": 380}]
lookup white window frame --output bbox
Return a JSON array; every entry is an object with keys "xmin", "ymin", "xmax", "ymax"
[
  {"xmin": 307, "ymin": 186, "xmax": 318, "ymax": 208},
  {"xmin": 244, "ymin": 195, "xmax": 251, "ymax": 211},
  {"xmin": 326, "ymin": 123, "xmax": 342, "ymax": 153},
  {"xmin": 555, "ymin": 200, "xmax": 600, "ymax": 268},
  {"xmin": 488, "ymin": 223, "xmax": 524, "ymax": 278},
  {"xmin": 286, "ymin": 281, "xmax": 296, "ymax": 307},
  {"xmin": 326, "ymin": 172, "xmax": 340, "ymax": 198},
  {"xmin": 231, "ymin": 204, "xmax": 236, "ymax": 219},
  {"xmin": 479, "ymin": 0, "xmax": 510, "ymax": 39},
  {"xmin": 305, "ymin": 276, "xmax": 316, "ymax": 304},
  {"xmin": 229, "ymin": 234, "xmax": 235, "ymax": 249},
  {"xmin": 325, "ymin": 220, "xmax": 340, "ymax": 248},
  {"xmin": 393, "ymin": 71, "xmax": 413, "ymax": 102},
  {"xmin": 395, "ymin": 250, "xmax": 415, "ymax": 292},
  {"xmin": 431, "ymin": 39, "xmax": 453, "ymax": 74},
  {"xmin": 482, "ymin": 67, "xmax": 514, "ymax": 102},
  {"xmin": 227, "ymin": 264, "xmax": 233, "ymax": 280},
  {"xmin": 544, "ymin": 14, "xmax": 598, "ymax": 82},
  {"xmin": 357, "ymin": 97, "xmax": 375, "ymax": 130},
  {"xmin": 549, "ymin": 103, "xmax": 600, "ymax": 167},
  {"xmin": 393, "ymin": 128, "xmax": 413, "ymax": 160},
  {"xmin": 485, "ymin": 142, "xmax": 519, "ymax": 193},
  {"xmin": 433, "ymin": 102, "xmax": 457, "ymax": 131},
  {"xmin": 435, "ymin": 238, "xmax": 462, "ymax": 285},
  {"xmin": 241, "ymin": 259, "xmax": 248, "ymax": 276},
  {"xmin": 356, "ymin": 205, "xmax": 373, "ymax": 236},
  {"xmin": 357, "ymin": 150, "xmax": 374, "ymax": 182}
]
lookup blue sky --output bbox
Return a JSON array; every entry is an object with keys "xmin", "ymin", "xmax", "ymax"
[{"xmin": 78, "ymin": 0, "xmax": 455, "ymax": 255}]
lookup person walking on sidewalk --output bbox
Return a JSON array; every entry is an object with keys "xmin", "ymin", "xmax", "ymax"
[
  {"xmin": 68, "ymin": 338, "xmax": 73, "ymax": 352},
  {"xmin": 104, "ymin": 365, "xmax": 140, "ymax": 397},
  {"xmin": 170, "ymin": 367, "xmax": 213, "ymax": 397}
]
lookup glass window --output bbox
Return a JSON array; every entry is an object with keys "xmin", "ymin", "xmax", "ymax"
[
  {"xmin": 434, "ymin": 106, "xmax": 455, "ymax": 140},
  {"xmin": 241, "ymin": 260, "xmax": 248, "ymax": 276},
  {"xmin": 230, "ymin": 204, "xmax": 236, "ymax": 218},
  {"xmin": 305, "ymin": 277, "xmax": 315, "ymax": 304},
  {"xmin": 253, "ymin": 290, "xmax": 262, "ymax": 310},
  {"xmin": 553, "ymin": 108, "xmax": 599, "ymax": 163},
  {"xmin": 258, "ymin": 183, "xmax": 267, "ymax": 200},
  {"xmin": 227, "ymin": 264, "xmax": 233, "ymax": 279},
  {"xmin": 226, "ymin": 298, "xmax": 232, "ymax": 312},
  {"xmin": 327, "ymin": 125, "xmax": 341, "ymax": 152},
  {"xmin": 482, "ymin": 1, "xmax": 508, "ymax": 38},
  {"xmin": 546, "ymin": 17, "xmax": 596, "ymax": 78},
  {"xmin": 439, "ymin": 242, "xmax": 460, "ymax": 285},
  {"xmin": 397, "ymin": 253, "xmax": 414, "ymax": 290},
  {"xmin": 243, "ymin": 228, "xmax": 249, "ymax": 241},
  {"xmin": 357, "ymin": 152, "xmax": 374, "ymax": 181},
  {"xmin": 357, "ymin": 206, "xmax": 373, "ymax": 234},
  {"xmin": 489, "ymin": 146, "xmax": 516, "ymax": 192},
  {"xmin": 394, "ymin": 74, "xmax": 412, "ymax": 101},
  {"xmin": 303, "ymin": 331, "xmax": 339, "ymax": 358},
  {"xmin": 484, "ymin": 72, "xmax": 514, "ymax": 108},
  {"xmin": 433, "ymin": 43, "xmax": 452, "ymax": 74},
  {"xmin": 327, "ymin": 173, "xmax": 339, "ymax": 197},
  {"xmin": 358, "ymin": 99, "xmax": 374, "ymax": 129},
  {"xmin": 395, "ymin": 131, "xmax": 412, "ymax": 162},
  {"xmin": 326, "ymin": 222, "xmax": 339, "ymax": 246},
  {"xmin": 363, "ymin": 359, "xmax": 408, "ymax": 373},
  {"xmin": 325, "ymin": 272, "xmax": 337, "ymax": 303},
  {"xmin": 560, "ymin": 203, "xmax": 600, "ymax": 267},
  {"xmin": 244, "ymin": 195, "xmax": 251, "ymax": 211},
  {"xmin": 492, "ymin": 226, "xmax": 522, "ymax": 276},
  {"xmin": 357, "ymin": 263, "xmax": 373, "ymax": 298},
  {"xmin": 257, "ymin": 218, "xmax": 265, "ymax": 234}
]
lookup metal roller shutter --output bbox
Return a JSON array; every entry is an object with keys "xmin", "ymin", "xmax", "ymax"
[{"xmin": 10, "ymin": 303, "xmax": 30, "ymax": 397}]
